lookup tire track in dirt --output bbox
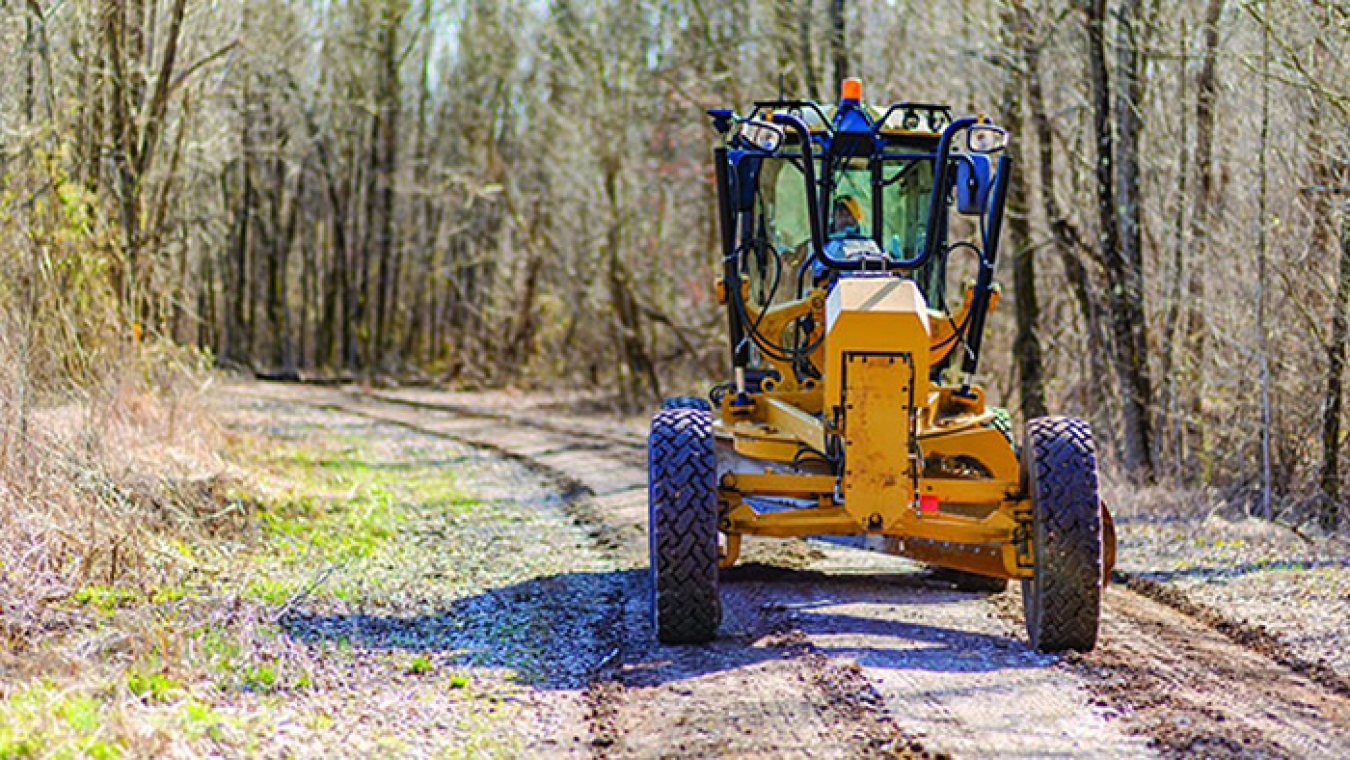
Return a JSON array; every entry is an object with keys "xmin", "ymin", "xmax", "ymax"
[
  {"xmin": 246, "ymin": 383, "xmax": 1350, "ymax": 758},
  {"xmin": 1066, "ymin": 587, "xmax": 1350, "ymax": 758},
  {"xmin": 242, "ymin": 383, "xmax": 931, "ymax": 757},
  {"xmin": 350, "ymin": 387, "xmax": 1144, "ymax": 757},
  {"xmin": 1113, "ymin": 571, "xmax": 1350, "ymax": 698}
]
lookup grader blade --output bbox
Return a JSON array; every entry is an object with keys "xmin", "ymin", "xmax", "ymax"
[{"xmin": 813, "ymin": 534, "xmax": 1010, "ymax": 580}]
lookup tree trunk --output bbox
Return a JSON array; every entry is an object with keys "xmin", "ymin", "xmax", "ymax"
[
  {"xmin": 1158, "ymin": 17, "xmax": 1192, "ymax": 482},
  {"xmin": 829, "ymin": 0, "xmax": 847, "ymax": 93},
  {"xmin": 23, "ymin": 8, "xmax": 35, "ymax": 123},
  {"xmin": 1320, "ymin": 204, "xmax": 1350, "ymax": 531},
  {"xmin": 371, "ymin": 0, "xmax": 402, "ymax": 371},
  {"xmin": 798, "ymin": 1, "xmax": 820, "ymax": 101},
  {"xmin": 75, "ymin": 13, "xmax": 101, "ymax": 187},
  {"xmin": 603, "ymin": 156, "xmax": 659, "ymax": 407},
  {"xmin": 507, "ymin": 253, "xmax": 544, "ymax": 367},
  {"xmin": 1116, "ymin": 0, "xmax": 1152, "ymax": 465},
  {"xmin": 1256, "ymin": 9, "xmax": 1272, "ymax": 519},
  {"xmin": 1003, "ymin": 2, "xmax": 1046, "ymax": 422},
  {"xmin": 271, "ymin": 163, "xmax": 300, "ymax": 376},
  {"xmin": 225, "ymin": 156, "xmax": 252, "ymax": 367},
  {"xmin": 1022, "ymin": 3, "xmax": 1109, "ymax": 430},
  {"xmin": 104, "ymin": 0, "xmax": 139, "ymax": 310},
  {"xmin": 772, "ymin": 0, "xmax": 804, "ymax": 96},
  {"xmin": 299, "ymin": 208, "xmax": 315, "ymax": 370},
  {"xmin": 1187, "ymin": 0, "xmax": 1225, "ymax": 479},
  {"xmin": 1086, "ymin": 0, "xmax": 1155, "ymax": 481},
  {"xmin": 1116, "ymin": 0, "xmax": 1146, "ymax": 307},
  {"xmin": 199, "ymin": 247, "xmax": 217, "ymax": 351}
]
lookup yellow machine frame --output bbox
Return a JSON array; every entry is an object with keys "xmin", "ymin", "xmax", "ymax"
[{"xmin": 715, "ymin": 275, "xmax": 1032, "ymax": 580}]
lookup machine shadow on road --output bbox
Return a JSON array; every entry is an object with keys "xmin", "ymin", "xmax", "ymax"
[
  {"xmin": 279, "ymin": 561, "xmax": 1043, "ymax": 690},
  {"xmin": 717, "ymin": 563, "xmax": 1045, "ymax": 675}
]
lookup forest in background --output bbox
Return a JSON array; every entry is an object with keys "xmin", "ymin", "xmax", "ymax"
[{"xmin": 0, "ymin": 0, "xmax": 1347, "ymax": 530}]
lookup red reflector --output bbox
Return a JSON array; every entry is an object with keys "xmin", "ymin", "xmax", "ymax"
[{"xmin": 920, "ymin": 494, "xmax": 940, "ymax": 513}]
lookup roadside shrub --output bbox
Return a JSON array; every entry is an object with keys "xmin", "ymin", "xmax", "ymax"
[{"xmin": 0, "ymin": 155, "xmax": 233, "ymax": 655}]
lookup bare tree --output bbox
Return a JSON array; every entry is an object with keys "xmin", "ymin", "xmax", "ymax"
[
  {"xmin": 1186, "ymin": 0, "xmax": 1225, "ymax": 477},
  {"xmin": 1085, "ymin": 0, "xmax": 1156, "ymax": 481},
  {"xmin": 1003, "ymin": 1, "xmax": 1047, "ymax": 422},
  {"xmin": 6, "ymin": 0, "xmax": 1350, "ymax": 526}
]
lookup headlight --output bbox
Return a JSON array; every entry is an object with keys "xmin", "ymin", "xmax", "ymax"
[
  {"xmin": 736, "ymin": 120, "xmax": 785, "ymax": 152},
  {"xmin": 967, "ymin": 125, "xmax": 1009, "ymax": 153}
]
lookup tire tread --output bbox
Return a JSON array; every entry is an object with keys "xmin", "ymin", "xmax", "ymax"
[
  {"xmin": 1022, "ymin": 416, "xmax": 1102, "ymax": 652},
  {"xmin": 649, "ymin": 408, "xmax": 720, "ymax": 644}
]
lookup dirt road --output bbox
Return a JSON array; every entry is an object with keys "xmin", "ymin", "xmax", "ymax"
[{"xmin": 229, "ymin": 382, "xmax": 1350, "ymax": 758}]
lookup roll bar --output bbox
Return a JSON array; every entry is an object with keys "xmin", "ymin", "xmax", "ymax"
[
  {"xmin": 919, "ymin": 116, "xmax": 978, "ymax": 269},
  {"xmin": 771, "ymin": 112, "xmax": 980, "ymax": 272},
  {"xmin": 769, "ymin": 113, "xmax": 831, "ymax": 268}
]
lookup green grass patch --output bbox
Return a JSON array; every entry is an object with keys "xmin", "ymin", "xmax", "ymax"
[
  {"xmin": 149, "ymin": 586, "xmax": 189, "ymax": 605},
  {"xmin": 82, "ymin": 739, "xmax": 120, "ymax": 760},
  {"xmin": 0, "ymin": 736, "xmax": 41, "ymax": 759},
  {"xmin": 126, "ymin": 671, "xmax": 178, "ymax": 703},
  {"xmin": 407, "ymin": 655, "xmax": 434, "ymax": 675},
  {"xmin": 57, "ymin": 696, "xmax": 101, "ymax": 734},
  {"xmin": 178, "ymin": 699, "xmax": 225, "ymax": 740},
  {"xmin": 242, "ymin": 664, "xmax": 277, "ymax": 693},
  {"xmin": 302, "ymin": 710, "xmax": 334, "ymax": 731},
  {"xmin": 0, "ymin": 681, "xmax": 126, "ymax": 759},
  {"xmin": 234, "ymin": 438, "xmax": 487, "ymax": 611},
  {"xmin": 72, "ymin": 584, "xmax": 138, "ymax": 613},
  {"xmin": 195, "ymin": 623, "xmax": 314, "ymax": 696}
]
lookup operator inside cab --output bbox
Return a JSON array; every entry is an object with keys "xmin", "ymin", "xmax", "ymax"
[
  {"xmin": 830, "ymin": 195, "xmax": 864, "ymax": 237},
  {"xmin": 814, "ymin": 193, "xmax": 887, "ymax": 286}
]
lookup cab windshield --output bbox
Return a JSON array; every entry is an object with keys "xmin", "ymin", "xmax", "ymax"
[{"xmin": 748, "ymin": 156, "xmax": 938, "ymax": 306}]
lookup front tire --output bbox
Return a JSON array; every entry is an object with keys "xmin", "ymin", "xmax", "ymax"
[
  {"xmin": 648, "ymin": 408, "xmax": 721, "ymax": 644},
  {"xmin": 1021, "ymin": 417, "xmax": 1103, "ymax": 652}
]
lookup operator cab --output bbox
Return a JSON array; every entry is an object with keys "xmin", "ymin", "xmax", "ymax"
[{"xmin": 708, "ymin": 78, "xmax": 1009, "ymax": 391}]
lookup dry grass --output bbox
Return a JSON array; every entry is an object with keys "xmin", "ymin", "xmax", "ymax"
[
  {"xmin": 0, "ymin": 303, "xmax": 255, "ymax": 754},
  {"xmin": 0, "ymin": 295, "xmax": 262, "ymax": 755},
  {"xmin": 0, "ymin": 327, "xmax": 236, "ymax": 659},
  {"xmin": 0, "ymin": 158, "xmax": 264, "ymax": 754}
]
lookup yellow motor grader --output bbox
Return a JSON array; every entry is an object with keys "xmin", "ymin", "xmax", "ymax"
[{"xmin": 648, "ymin": 79, "xmax": 1115, "ymax": 652}]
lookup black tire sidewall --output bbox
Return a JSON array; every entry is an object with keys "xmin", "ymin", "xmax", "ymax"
[
  {"xmin": 648, "ymin": 408, "xmax": 721, "ymax": 644},
  {"xmin": 1021, "ymin": 416, "xmax": 1103, "ymax": 652}
]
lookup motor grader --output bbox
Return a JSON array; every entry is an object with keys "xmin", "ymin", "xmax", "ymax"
[{"xmin": 647, "ymin": 79, "xmax": 1116, "ymax": 653}]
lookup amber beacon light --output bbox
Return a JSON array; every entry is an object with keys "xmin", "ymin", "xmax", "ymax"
[{"xmin": 840, "ymin": 77, "xmax": 862, "ymax": 103}]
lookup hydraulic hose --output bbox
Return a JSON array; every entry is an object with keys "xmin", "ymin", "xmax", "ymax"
[
  {"xmin": 770, "ymin": 113, "xmax": 828, "ymax": 268},
  {"xmin": 916, "ymin": 117, "xmax": 978, "ymax": 270},
  {"xmin": 959, "ymin": 153, "xmax": 1012, "ymax": 389}
]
